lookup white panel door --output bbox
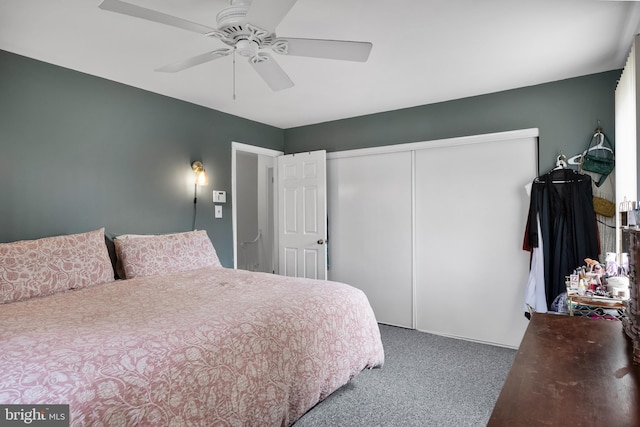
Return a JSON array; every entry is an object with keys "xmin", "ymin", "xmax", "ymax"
[
  {"xmin": 277, "ymin": 150, "xmax": 327, "ymax": 279},
  {"xmin": 414, "ymin": 136, "xmax": 536, "ymax": 348},
  {"xmin": 327, "ymin": 151, "xmax": 414, "ymax": 328}
]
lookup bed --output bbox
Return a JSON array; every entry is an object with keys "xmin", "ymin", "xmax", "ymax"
[{"xmin": 0, "ymin": 228, "xmax": 384, "ymax": 426}]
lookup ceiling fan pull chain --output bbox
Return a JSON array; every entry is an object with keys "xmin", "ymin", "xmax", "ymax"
[{"xmin": 233, "ymin": 49, "xmax": 237, "ymax": 100}]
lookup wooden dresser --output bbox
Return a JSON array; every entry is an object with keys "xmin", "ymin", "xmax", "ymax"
[
  {"xmin": 487, "ymin": 313, "xmax": 640, "ymax": 426},
  {"xmin": 622, "ymin": 228, "xmax": 640, "ymax": 363}
]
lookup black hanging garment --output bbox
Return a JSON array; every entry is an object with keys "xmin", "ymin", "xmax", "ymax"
[{"xmin": 524, "ymin": 168, "xmax": 600, "ymax": 309}]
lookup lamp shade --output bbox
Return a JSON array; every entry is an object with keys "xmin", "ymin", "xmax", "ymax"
[{"xmin": 191, "ymin": 161, "xmax": 208, "ymax": 185}]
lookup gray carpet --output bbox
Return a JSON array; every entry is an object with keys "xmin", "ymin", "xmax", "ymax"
[{"xmin": 294, "ymin": 324, "xmax": 517, "ymax": 427}]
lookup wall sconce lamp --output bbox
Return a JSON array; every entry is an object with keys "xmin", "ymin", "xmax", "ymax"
[
  {"xmin": 191, "ymin": 161, "xmax": 208, "ymax": 186},
  {"xmin": 191, "ymin": 161, "xmax": 208, "ymax": 230}
]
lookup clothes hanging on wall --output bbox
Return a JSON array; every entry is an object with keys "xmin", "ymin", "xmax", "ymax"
[
  {"xmin": 567, "ymin": 126, "xmax": 616, "ymax": 258},
  {"xmin": 524, "ymin": 214, "xmax": 548, "ymax": 314},
  {"xmin": 523, "ymin": 167, "xmax": 600, "ymax": 311}
]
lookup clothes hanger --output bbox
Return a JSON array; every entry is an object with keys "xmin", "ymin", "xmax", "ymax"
[
  {"xmin": 535, "ymin": 153, "xmax": 587, "ymax": 184},
  {"xmin": 585, "ymin": 131, "xmax": 613, "ymax": 153},
  {"xmin": 567, "ymin": 121, "xmax": 614, "ymax": 165},
  {"xmin": 553, "ymin": 153, "xmax": 567, "ymax": 170}
]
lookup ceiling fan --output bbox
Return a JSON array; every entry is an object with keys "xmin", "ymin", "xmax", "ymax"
[{"xmin": 99, "ymin": 0, "xmax": 373, "ymax": 91}]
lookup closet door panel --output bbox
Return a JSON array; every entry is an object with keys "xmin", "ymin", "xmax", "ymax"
[
  {"xmin": 327, "ymin": 152, "xmax": 413, "ymax": 328},
  {"xmin": 414, "ymin": 137, "xmax": 535, "ymax": 347}
]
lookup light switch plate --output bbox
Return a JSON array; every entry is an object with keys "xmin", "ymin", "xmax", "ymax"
[
  {"xmin": 213, "ymin": 191, "xmax": 226, "ymax": 203},
  {"xmin": 214, "ymin": 205, "xmax": 222, "ymax": 218}
]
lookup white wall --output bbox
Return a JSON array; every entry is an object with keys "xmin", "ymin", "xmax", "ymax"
[
  {"xmin": 236, "ymin": 152, "xmax": 259, "ymax": 270},
  {"xmin": 257, "ymin": 155, "xmax": 275, "ymax": 273},
  {"xmin": 232, "ymin": 142, "xmax": 283, "ymax": 272}
]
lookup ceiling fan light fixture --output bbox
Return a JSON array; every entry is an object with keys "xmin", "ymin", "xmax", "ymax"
[{"xmin": 236, "ymin": 39, "xmax": 259, "ymax": 57}]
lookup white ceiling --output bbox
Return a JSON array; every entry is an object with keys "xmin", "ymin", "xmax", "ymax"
[{"xmin": 1, "ymin": 0, "xmax": 640, "ymax": 129}]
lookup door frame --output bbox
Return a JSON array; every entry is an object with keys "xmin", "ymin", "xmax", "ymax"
[{"xmin": 231, "ymin": 141, "xmax": 283, "ymax": 270}]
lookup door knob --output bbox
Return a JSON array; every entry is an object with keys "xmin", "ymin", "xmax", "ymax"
[{"xmin": 317, "ymin": 239, "xmax": 325, "ymax": 245}]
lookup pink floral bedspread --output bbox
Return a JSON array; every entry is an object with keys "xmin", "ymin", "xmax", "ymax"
[{"xmin": 0, "ymin": 266, "xmax": 384, "ymax": 426}]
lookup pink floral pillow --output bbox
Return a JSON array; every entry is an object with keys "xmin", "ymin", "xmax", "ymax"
[
  {"xmin": 0, "ymin": 228, "xmax": 115, "ymax": 304},
  {"xmin": 114, "ymin": 230, "xmax": 221, "ymax": 279}
]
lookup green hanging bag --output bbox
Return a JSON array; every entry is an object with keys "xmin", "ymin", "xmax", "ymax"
[{"xmin": 580, "ymin": 132, "xmax": 615, "ymax": 187}]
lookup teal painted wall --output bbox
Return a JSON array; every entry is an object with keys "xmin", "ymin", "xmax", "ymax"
[
  {"xmin": 0, "ymin": 47, "xmax": 622, "ymax": 267},
  {"xmin": 0, "ymin": 50, "xmax": 284, "ymax": 267},
  {"xmin": 284, "ymin": 70, "xmax": 621, "ymax": 174}
]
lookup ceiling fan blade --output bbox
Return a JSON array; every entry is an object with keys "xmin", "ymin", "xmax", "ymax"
[
  {"xmin": 99, "ymin": 0, "xmax": 215, "ymax": 34},
  {"xmin": 276, "ymin": 38, "xmax": 372, "ymax": 62},
  {"xmin": 245, "ymin": 0, "xmax": 298, "ymax": 34},
  {"xmin": 249, "ymin": 53, "xmax": 294, "ymax": 91},
  {"xmin": 155, "ymin": 49, "xmax": 233, "ymax": 72}
]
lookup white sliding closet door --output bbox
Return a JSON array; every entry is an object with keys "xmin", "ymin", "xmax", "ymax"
[
  {"xmin": 327, "ymin": 152, "xmax": 413, "ymax": 328},
  {"xmin": 414, "ymin": 136, "xmax": 535, "ymax": 347}
]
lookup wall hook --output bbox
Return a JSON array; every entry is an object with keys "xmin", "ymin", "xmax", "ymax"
[{"xmin": 595, "ymin": 119, "xmax": 602, "ymax": 134}]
